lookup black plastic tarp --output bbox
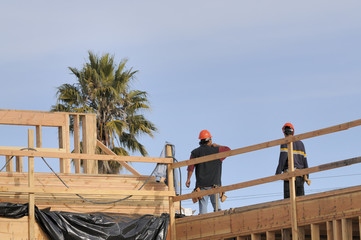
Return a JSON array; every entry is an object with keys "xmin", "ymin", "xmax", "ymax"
[{"xmin": 0, "ymin": 203, "xmax": 169, "ymax": 240}]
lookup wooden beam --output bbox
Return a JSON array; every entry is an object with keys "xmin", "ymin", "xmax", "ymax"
[
  {"xmin": 15, "ymin": 156, "xmax": 23, "ymax": 172},
  {"xmin": 359, "ymin": 216, "xmax": 361, "ymax": 240},
  {"xmin": 341, "ymin": 218, "xmax": 352, "ymax": 240},
  {"xmin": 326, "ymin": 221, "xmax": 333, "ymax": 240},
  {"xmin": 173, "ymin": 156, "xmax": 361, "ymax": 202},
  {"xmin": 0, "ymin": 146, "xmax": 66, "ymax": 152},
  {"xmin": 0, "ymin": 110, "xmax": 66, "ymax": 127},
  {"xmin": 287, "ymin": 141, "xmax": 298, "ymax": 240},
  {"xmin": 333, "ymin": 220, "xmax": 341, "ymax": 240},
  {"xmin": 166, "ymin": 144, "xmax": 176, "ymax": 240},
  {"xmin": 82, "ymin": 115, "xmax": 97, "ymax": 174},
  {"xmin": 0, "ymin": 149, "xmax": 171, "ymax": 163},
  {"xmin": 35, "ymin": 125, "xmax": 42, "ymax": 148},
  {"xmin": 172, "ymin": 118, "xmax": 361, "ymax": 169},
  {"xmin": 266, "ymin": 231, "xmax": 275, "ymax": 240},
  {"xmin": 5, "ymin": 155, "xmax": 13, "ymax": 172},
  {"xmin": 282, "ymin": 229, "xmax": 291, "ymax": 240},
  {"xmin": 176, "ymin": 186, "xmax": 361, "ymax": 240},
  {"xmin": 27, "ymin": 129, "xmax": 35, "ymax": 240},
  {"xmin": 64, "ymin": 114, "xmax": 71, "ymax": 173},
  {"xmin": 311, "ymin": 223, "xmax": 320, "ymax": 240},
  {"xmin": 251, "ymin": 233, "xmax": 261, "ymax": 240},
  {"xmin": 58, "ymin": 126, "xmax": 66, "ymax": 173},
  {"xmin": 0, "ymin": 185, "xmax": 175, "ymax": 196},
  {"xmin": 96, "ymin": 140, "xmax": 141, "ymax": 176},
  {"xmin": 73, "ymin": 115, "xmax": 81, "ymax": 173}
]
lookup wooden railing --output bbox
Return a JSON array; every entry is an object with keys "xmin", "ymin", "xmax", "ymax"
[{"xmin": 168, "ymin": 118, "xmax": 361, "ymax": 239}]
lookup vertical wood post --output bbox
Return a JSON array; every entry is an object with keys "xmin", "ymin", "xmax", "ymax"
[
  {"xmin": 59, "ymin": 125, "xmax": 66, "ymax": 173},
  {"xmin": 358, "ymin": 216, "xmax": 361, "ymax": 240},
  {"xmin": 36, "ymin": 125, "xmax": 42, "ymax": 148},
  {"xmin": 5, "ymin": 155, "xmax": 13, "ymax": 172},
  {"xmin": 166, "ymin": 144, "xmax": 176, "ymax": 240},
  {"xmin": 341, "ymin": 218, "xmax": 352, "ymax": 240},
  {"xmin": 333, "ymin": 220, "xmax": 341, "ymax": 240},
  {"xmin": 251, "ymin": 233, "xmax": 261, "ymax": 240},
  {"xmin": 64, "ymin": 114, "xmax": 71, "ymax": 173},
  {"xmin": 282, "ymin": 229, "xmax": 291, "ymax": 240},
  {"xmin": 311, "ymin": 223, "xmax": 320, "ymax": 240},
  {"xmin": 73, "ymin": 114, "xmax": 81, "ymax": 173},
  {"xmin": 266, "ymin": 231, "xmax": 275, "ymax": 240},
  {"xmin": 82, "ymin": 115, "xmax": 97, "ymax": 174},
  {"xmin": 298, "ymin": 226, "xmax": 305, "ymax": 240},
  {"xmin": 287, "ymin": 141, "xmax": 298, "ymax": 240},
  {"xmin": 326, "ymin": 221, "xmax": 333, "ymax": 240},
  {"xmin": 28, "ymin": 129, "xmax": 35, "ymax": 240},
  {"xmin": 16, "ymin": 156, "xmax": 23, "ymax": 172}
]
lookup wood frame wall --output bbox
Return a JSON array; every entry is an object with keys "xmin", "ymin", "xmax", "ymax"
[{"xmin": 2, "ymin": 109, "xmax": 361, "ymax": 240}]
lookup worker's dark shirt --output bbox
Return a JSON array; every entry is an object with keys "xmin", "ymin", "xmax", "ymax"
[
  {"xmin": 188, "ymin": 145, "xmax": 230, "ymax": 188},
  {"xmin": 275, "ymin": 140, "xmax": 308, "ymax": 175}
]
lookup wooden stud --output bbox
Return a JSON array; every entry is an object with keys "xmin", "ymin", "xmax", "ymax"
[
  {"xmin": 266, "ymin": 231, "xmax": 275, "ymax": 240},
  {"xmin": 166, "ymin": 144, "xmax": 176, "ymax": 240},
  {"xmin": 251, "ymin": 233, "xmax": 261, "ymax": 240},
  {"xmin": 311, "ymin": 223, "xmax": 320, "ymax": 240},
  {"xmin": 333, "ymin": 220, "xmax": 341, "ymax": 240},
  {"xmin": 359, "ymin": 216, "xmax": 361, "ymax": 240},
  {"xmin": 326, "ymin": 221, "xmax": 333, "ymax": 240},
  {"xmin": 341, "ymin": 218, "xmax": 352, "ymax": 240},
  {"xmin": 73, "ymin": 114, "xmax": 81, "ymax": 173},
  {"xmin": 15, "ymin": 156, "xmax": 23, "ymax": 172},
  {"xmin": 64, "ymin": 114, "xmax": 71, "ymax": 173},
  {"xmin": 58, "ymin": 126, "xmax": 65, "ymax": 173},
  {"xmin": 82, "ymin": 115, "xmax": 98, "ymax": 174},
  {"xmin": 36, "ymin": 125, "xmax": 42, "ymax": 148},
  {"xmin": 287, "ymin": 141, "xmax": 298, "ymax": 240},
  {"xmin": 282, "ymin": 229, "xmax": 291, "ymax": 240},
  {"xmin": 27, "ymin": 129, "xmax": 35, "ymax": 240},
  {"xmin": 5, "ymin": 156, "xmax": 13, "ymax": 172},
  {"xmin": 298, "ymin": 226, "xmax": 305, "ymax": 240}
]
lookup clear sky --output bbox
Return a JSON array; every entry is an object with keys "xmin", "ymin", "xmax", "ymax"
[{"xmin": 1, "ymin": 1, "xmax": 361, "ymax": 214}]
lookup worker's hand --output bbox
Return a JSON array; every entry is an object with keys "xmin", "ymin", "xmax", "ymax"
[{"xmin": 185, "ymin": 179, "xmax": 191, "ymax": 188}]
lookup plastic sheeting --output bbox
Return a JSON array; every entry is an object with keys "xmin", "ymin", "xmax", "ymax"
[{"xmin": 0, "ymin": 202, "xmax": 169, "ymax": 240}]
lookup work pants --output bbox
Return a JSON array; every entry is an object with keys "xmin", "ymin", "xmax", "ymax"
[
  {"xmin": 283, "ymin": 176, "xmax": 305, "ymax": 199},
  {"xmin": 198, "ymin": 186, "xmax": 221, "ymax": 214}
]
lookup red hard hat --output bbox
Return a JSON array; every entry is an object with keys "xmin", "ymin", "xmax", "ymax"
[
  {"xmin": 199, "ymin": 130, "xmax": 212, "ymax": 140},
  {"xmin": 282, "ymin": 123, "xmax": 295, "ymax": 133}
]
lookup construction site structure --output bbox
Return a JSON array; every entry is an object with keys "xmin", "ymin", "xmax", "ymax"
[{"xmin": 0, "ymin": 109, "xmax": 361, "ymax": 239}]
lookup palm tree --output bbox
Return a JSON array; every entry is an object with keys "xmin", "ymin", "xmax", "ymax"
[{"xmin": 51, "ymin": 51, "xmax": 157, "ymax": 173}]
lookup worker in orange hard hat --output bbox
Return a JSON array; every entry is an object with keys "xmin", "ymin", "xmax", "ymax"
[
  {"xmin": 275, "ymin": 123, "xmax": 309, "ymax": 199},
  {"xmin": 186, "ymin": 129, "xmax": 231, "ymax": 214}
]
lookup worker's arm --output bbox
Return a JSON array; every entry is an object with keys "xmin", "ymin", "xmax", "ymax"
[{"xmin": 185, "ymin": 168, "xmax": 193, "ymax": 188}]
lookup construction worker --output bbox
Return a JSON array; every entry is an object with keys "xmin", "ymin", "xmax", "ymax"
[
  {"xmin": 186, "ymin": 130, "xmax": 231, "ymax": 214},
  {"xmin": 275, "ymin": 123, "xmax": 309, "ymax": 199}
]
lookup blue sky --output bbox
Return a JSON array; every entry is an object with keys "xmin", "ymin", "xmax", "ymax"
[{"xmin": 1, "ymin": 1, "xmax": 361, "ymax": 214}]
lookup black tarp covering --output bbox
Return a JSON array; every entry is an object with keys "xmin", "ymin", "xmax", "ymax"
[{"xmin": 0, "ymin": 203, "xmax": 169, "ymax": 240}]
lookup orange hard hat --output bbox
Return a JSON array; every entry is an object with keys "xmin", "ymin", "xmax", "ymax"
[
  {"xmin": 282, "ymin": 123, "xmax": 295, "ymax": 134},
  {"xmin": 199, "ymin": 129, "xmax": 212, "ymax": 140}
]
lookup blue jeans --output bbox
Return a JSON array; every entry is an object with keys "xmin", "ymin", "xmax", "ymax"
[{"xmin": 198, "ymin": 186, "xmax": 221, "ymax": 214}]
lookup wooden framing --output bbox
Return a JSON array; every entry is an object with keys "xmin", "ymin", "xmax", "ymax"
[{"xmin": 2, "ymin": 109, "xmax": 361, "ymax": 240}]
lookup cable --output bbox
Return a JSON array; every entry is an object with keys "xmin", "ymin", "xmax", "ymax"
[{"xmin": 0, "ymin": 156, "xmax": 15, "ymax": 172}]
